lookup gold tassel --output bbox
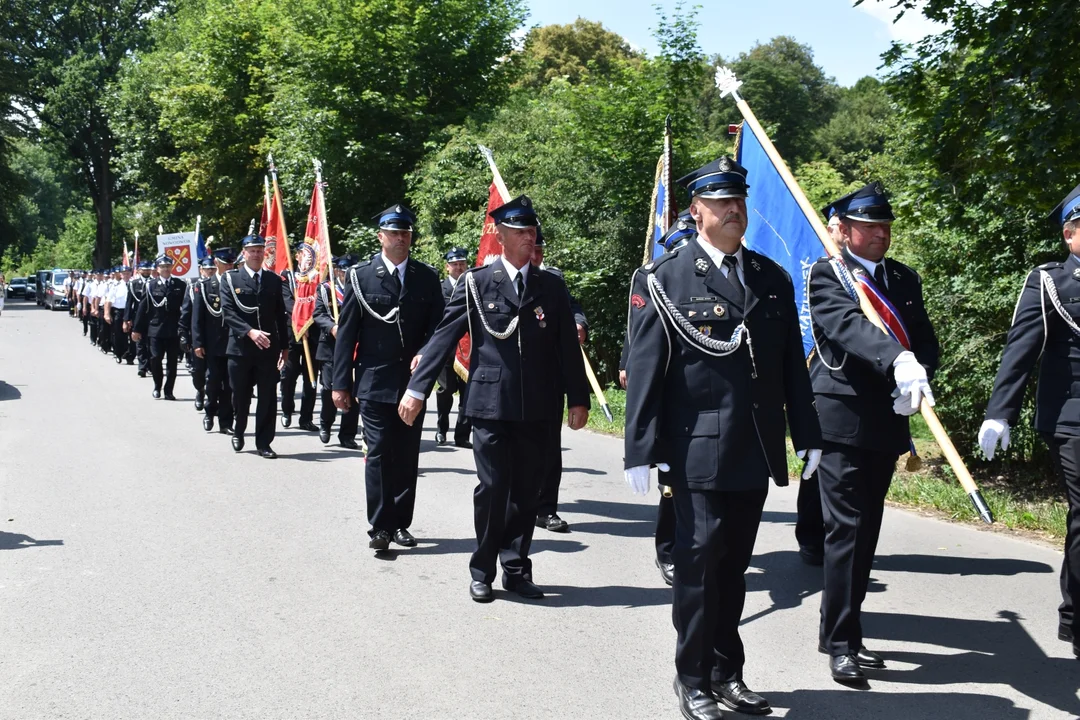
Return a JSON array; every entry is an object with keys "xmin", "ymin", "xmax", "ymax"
[{"xmin": 906, "ymin": 452, "xmax": 923, "ymax": 472}]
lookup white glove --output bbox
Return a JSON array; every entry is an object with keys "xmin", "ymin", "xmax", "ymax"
[
  {"xmin": 893, "ymin": 352, "xmax": 935, "ymax": 412},
  {"xmin": 625, "ymin": 466, "xmax": 651, "ymax": 495},
  {"xmin": 892, "ymin": 392, "xmax": 921, "ymax": 417},
  {"xmin": 796, "ymin": 449, "xmax": 822, "ymax": 479},
  {"xmin": 624, "ymin": 463, "xmax": 671, "ymax": 496},
  {"xmin": 978, "ymin": 419, "xmax": 1010, "ymax": 461}
]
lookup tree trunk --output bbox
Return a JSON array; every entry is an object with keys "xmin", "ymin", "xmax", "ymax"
[{"xmin": 93, "ymin": 142, "xmax": 112, "ymax": 269}]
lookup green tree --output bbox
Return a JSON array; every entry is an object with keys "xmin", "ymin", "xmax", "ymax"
[
  {"xmin": 511, "ymin": 18, "xmax": 642, "ymax": 89},
  {"xmin": 874, "ymin": 0, "xmax": 1080, "ymax": 464},
  {"xmin": 113, "ymin": 0, "xmax": 526, "ymax": 246},
  {"xmin": 814, "ymin": 76, "xmax": 894, "ymax": 182},
  {"xmin": 1, "ymin": 0, "xmax": 167, "ymax": 269}
]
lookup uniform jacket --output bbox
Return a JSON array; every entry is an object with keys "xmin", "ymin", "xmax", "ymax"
[
  {"xmin": 808, "ymin": 248, "xmax": 939, "ymax": 454},
  {"xmin": 407, "ymin": 259, "xmax": 591, "ymax": 422},
  {"xmin": 624, "ymin": 239, "xmax": 821, "ymax": 490},
  {"xmin": 218, "ymin": 266, "xmax": 290, "ymax": 358},
  {"xmin": 542, "ymin": 265, "xmax": 588, "ymax": 331},
  {"xmin": 132, "ymin": 276, "xmax": 187, "ymax": 339},
  {"xmin": 125, "ymin": 276, "xmax": 149, "ymax": 323},
  {"xmin": 985, "ymin": 255, "xmax": 1080, "ymax": 435},
  {"xmin": 332, "ymin": 254, "xmax": 445, "ymax": 403},
  {"xmin": 191, "ymin": 275, "xmax": 230, "ymax": 357},
  {"xmin": 312, "ymin": 280, "xmax": 344, "ymax": 364},
  {"xmin": 178, "ymin": 283, "xmax": 195, "ymax": 344}
]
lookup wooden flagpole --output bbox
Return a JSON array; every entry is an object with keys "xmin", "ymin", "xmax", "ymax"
[{"xmin": 715, "ymin": 67, "xmax": 992, "ymax": 523}]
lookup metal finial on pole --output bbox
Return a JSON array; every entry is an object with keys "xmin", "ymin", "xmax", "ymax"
[
  {"xmin": 715, "ymin": 66, "xmax": 744, "ymax": 101},
  {"xmin": 248, "ymin": 218, "xmax": 256, "ymax": 235},
  {"xmin": 312, "ymin": 158, "xmax": 323, "ymax": 182}
]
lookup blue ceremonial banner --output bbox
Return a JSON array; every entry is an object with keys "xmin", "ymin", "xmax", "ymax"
[
  {"xmin": 736, "ymin": 122, "xmax": 825, "ymax": 356},
  {"xmin": 643, "ymin": 117, "xmax": 675, "ymax": 263}
]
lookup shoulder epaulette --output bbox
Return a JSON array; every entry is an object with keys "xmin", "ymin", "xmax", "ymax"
[
  {"xmin": 642, "ymin": 249, "xmax": 679, "ymax": 273},
  {"xmin": 1039, "ymin": 261, "xmax": 1064, "ymax": 270}
]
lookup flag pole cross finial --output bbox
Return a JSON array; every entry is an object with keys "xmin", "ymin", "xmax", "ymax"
[{"xmin": 715, "ymin": 66, "xmax": 744, "ymax": 102}]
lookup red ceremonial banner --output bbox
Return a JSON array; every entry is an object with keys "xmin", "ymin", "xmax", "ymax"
[
  {"xmin": 264, "ymin": 179, "xmax": 289, "ymax": 275},
  {"xmin": 454, "ymin": 183, "xmax": 505, "ymax": 378},
  {"xmin": 293, "ymin": 180, "xmax": 332, "ymax": 341}
]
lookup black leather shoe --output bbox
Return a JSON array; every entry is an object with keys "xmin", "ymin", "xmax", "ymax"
[
  {"xmin": 163, "ymin": 393, "xmax": 176, "ymax": 401},
  {"xmin": 298, "ymin": 420, "xmax": 318, "ymax": 432},
  {"xmin": 393, "ymin": 529, "xmax": 417, "ymax": 547},
  {"xmin": 219, "ymin": 425, "xmax": 234, "ymax": 435},
  {"xmin": 232, "ymin": 436, "xmax": 244, "ymax": 452},
  {"xmin": 502, "ymin": 575, "xmax": 544, "ymax": 599},
  {"xmin": 435, "ymin": 432, "xmax": 446, "ymax": 445},
  {"xmin": 799, "ymin": 545, "xmax": 824, "ymax": 566},
  {"xmin": 369, "ymin": 530, "xmax": 391, "ymax": 552},
  {"xmin": 340, "ymin": 438, "xmax": 360, "ymax": 450},
  {"xmin": 194, "ymin": 392, "xmax": 204, "ymax": 411},
  {"xmin": 257, "ymin": 447, "xmax": 277, "ymax": 459},
  {"xmin": 319, "ymin": 427, "xmax": 331, "ymax": 444},
  {"xmin": 1060, "ymin": 623, "xmax": 1074, "ymax": 643},
  {"xmin": 137, "ymin": 370, "xmax": 147, "ymax": 378},
  {"xmin": 454, "ymin": 439, "xmax": 473, "ymax": 449},
  {"xmin": 203, "ymin": 416, "xmax": 214, "ymax": 432},
  {"xmin": 711, "ymin": 679, "xmax": 770, "ymax": 715},
  {"xmin": 280, "ymin": 414, "xmax": 291, "ymax": 428},
  {"xmin": 152, "ymin": 389, "xmax": 161, "ymax": 399},
  {"xmin": 470, "ymin": 581, "xmax": 494, "ymax": 603},
  {"xmin": 126, "ymin": 359, "xmax": 134, "ymax": 365},
  {"xmin": 673, "ymin": 677, "xmax": 723, "ymax": 720},
  {"xmin": 657, "ymin": 557, "xmax": 675, "ymax": 586},
  {"xmin": 818, "ymin": 644, "xmax": 885, "ymax": 669},
  {"xmin": 115, "ymin": 356, "xmax": 122, "ymax": 364},
  {"xmin": 535, "ymin": 514, "xmax": 569, "ymax": 532},
  {"xmin": 830, "ymin": 654, "xmax": 866, "ymax": 683}
]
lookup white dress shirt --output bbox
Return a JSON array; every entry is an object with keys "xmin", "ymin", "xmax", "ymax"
[
  {"xmin": 847, "ymin": 250, "xmax": 887, "ymax": 289},
  {"xmin": 382, "ymin": 253, "xmax": 408, "ymax": 289},
  {"xmin": 500, "ymin": 256, "xmax": 530, "ymax": 293},
  {"xmin": 695, "ymin": 237, "xmax": 745, "ymax": 286}
]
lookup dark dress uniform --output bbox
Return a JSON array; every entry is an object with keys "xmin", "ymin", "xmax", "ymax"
[
  {"xmin": 982, "ymin": 184, "xmax": 1080, "ymax": 658},
  {"xmin": 332, "ymin": 248, "xmax": 444, "ymax": 541},
  {"xmin": 109, "ymin": 274, "xmax": 134, "ymax": 364},
  {"xmin": 408, "ymin": 246, "xmax": 590, "ymax": 589},
  {"xmin": 533, "ymin": 261, "xmax": 588, "ymax": 528},
  {"xmin": 126, "ymin": 270, "xmax": 152, "ymax": 374},
  {"xmin": 219, "ymin": 252, "xmax": 290, "ymax": 454},
  {"xmin": 191, "ymin": 270, "xmax": 234, "ymax": 433},
  {"xmin": 313, "ymin": 277, "xmax": 359, "ymax": 445},
  {"xmin": 280, "ymin": 267, "xmax": 317, "ymax": 429},
  {"xmin": 808, "ymin": 187, "xmax": 939, "ymax": 668},
  {"xmin": 625, "ymin": 238, "xmax": 821, "ymax": 693},
  {"xmin": 435, "ymin": 274, "xmax": 472, "ymax": 446},
  {"xmin": 132, "ymin": 267, "xmax": 187, "ymax": 398},
  {"xmin": 179, "ymin": 279, "xmax": 207, "ymax": 409}
]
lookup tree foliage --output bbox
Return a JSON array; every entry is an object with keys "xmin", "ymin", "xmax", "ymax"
[{"xmin": 511, "ymin": 18, "xmax": 642, "ymax": 89}]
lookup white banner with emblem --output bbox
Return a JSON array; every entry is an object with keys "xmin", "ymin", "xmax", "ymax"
[{"xmin": 156, "ymin": 232, "xmax": 199, "ymax": 280}]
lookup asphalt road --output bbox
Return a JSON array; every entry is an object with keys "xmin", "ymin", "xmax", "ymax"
[{"xmin": 1, "ymin": 300, "xmax": 1077, "ymax": 719}]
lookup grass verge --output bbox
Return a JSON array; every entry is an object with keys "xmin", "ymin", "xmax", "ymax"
[{"xmin": 576, "ymin": 386, "xmax": 1069, "ymax": 539}]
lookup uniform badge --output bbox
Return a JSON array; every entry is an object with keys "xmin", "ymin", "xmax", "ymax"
[
  {"xmin": 695, "ymin": 258, "xmax": 710, "ymax": 274},
  {"xmin": 534, "ymin": 306, "xmax": 546, "ymax": 326},
  {"xmin": 488, "ymin": 303, "xmax": 495, "ymax": 309},
  {"xmin": 750, "ymin": 258, "xmax": 761, "ymax": 271},
  {"xmin": 699, "ymin": 325, "xmax": 712, "ymax": 336},
  {"xmin": 714, "ymin": 304, "xmax": 726, "ymax": 318},
  {"xmin": 688, "ymin": 310, "xmax": 697, "ymax": 318},
  {"xmin": 1073, "ymin": 268, "xmax": 1080, "ymax": 280},
  {"xmin": 376, "ymin": 265, "xmax": 385, "ymax": 277},
  {"xmin": 631, "ymin": 294, "xmax": 646, "ymax": 309}
]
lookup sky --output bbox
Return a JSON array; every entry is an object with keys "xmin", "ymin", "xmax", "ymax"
[{"xmin": 524, "ymin": 0, "xmax": 945, "ymax": 87}]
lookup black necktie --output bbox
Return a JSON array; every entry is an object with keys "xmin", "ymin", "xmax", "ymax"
[
  {"xmin": 253, "ymin": 271, "xmax": 260, "ymax": 294},
  {"xmin": 514, "ymin": 273, "xmax": 525, "ymax": 298},
  {"xmin": 722, "ymin": 255, "xmax": 745, "ymax": 308},
  {"xmin": 874, "ymin": 264, "xmax": 887, "ymax": 290}
]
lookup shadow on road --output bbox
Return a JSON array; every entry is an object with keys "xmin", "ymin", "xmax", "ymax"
[
  {"xmin": 760, "ymin": 689, "xmax": 1031, "ymax": 720},
  {"xmin": 872, "ymin": 554, "xmax": 1054, "ymax": 577},
  {"xmin": 0, "ymin": 532, "xmax": 63, "ymax": 550},
  {"xmin": 863, "ymin": 610, "xmax": 1080, "ymax": 716},
  {"xmin": 419, "ymin": 467, "xmax": 478, "ymax": 476},
  {"xmin": 500, "ymin": 583, "xmax": 671, "ymax": 608},
  {"xmin": 0, "ymin": 380, "xmax": 22, "ymax": 401},
  {"xmin": 563, "ymin": 498, "xmax": 656, "ymax": 523}
]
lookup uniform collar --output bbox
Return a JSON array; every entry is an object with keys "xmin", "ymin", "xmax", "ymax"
[
  {"xmin": 381, "ymin": 253, "xmax": 408, "ymax": 278},
  {"xmin": 695, "ymin": 236, "xmax": 743, "ymax": 270},
  {"xmin": 846, "ymin": 248, "xmax": 886, "ymax": 286},
  {"xmin": 499, "ymin": 256, "xmax": 529, "ymax": 284}
]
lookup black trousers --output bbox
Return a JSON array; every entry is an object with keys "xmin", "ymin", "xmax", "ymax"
[
  {"xmin": 229, "ymin": 353, "xmax": 280, "ymax": 450},
  {"xmin": 319, "ymin": 361, "xmax": 359, "ymax": 441},
  {"xmin": 88, "ymin": 310, "xmax": 98, "ymax": 342},
  {"xmin": 190, "ymin": 352, "xmax": 206, "ymax": 396},
  {"xmin": 149, "ymin": 336, "xmax": 181, "ymax": 394},
  {"xmin": 360, "ymin": 400, "xmax": 424, "ymax": 536},
  {"xmin": 818, "ymin": 441, "xmax": 897, "ymax": 657},
  {"xmin": 795, "ymin": 474, "xmax": 825, "ymax": 554},
  {"xmin": 204, "ymin": 354, "xmax": 233, "ymax": 428},
  {"xmin": 535, "ymin": 420, "xmax": 564, "ymax": 517},
  {"xmin": 136, "ymin": 334, "xmax": 150, "ymax": 372},
  {"xmin": 673, "ymin": 488, "xmax": 767, "ymax": 689},
  {"xmin": 280, "ymin": 343, "xmax": 316, "ymax": 423},
  {"xmin": 97, "ymin": 314, "xmax": 111, "ymax": 352},
  {"xmin": 81, "ymin": 304, "xmax": 90, "ymax": 336},
  {"xmin": 469, "ymin": 418, "xmax": 545, "ymax": 584},
  {"xmin": 111, "ymin": 310, "xmax": 132, "ymax": 361},
  {"xmin": 436, "ymin": 365, "xmax": 471, "ymax": 443},
  {"xmin": 1040, "ymin": 433, "xmax": 1080, "ymax": 640},
  {"xmin": 656, "ymin": 489, "xmax": 676, "ymax": 565}
]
